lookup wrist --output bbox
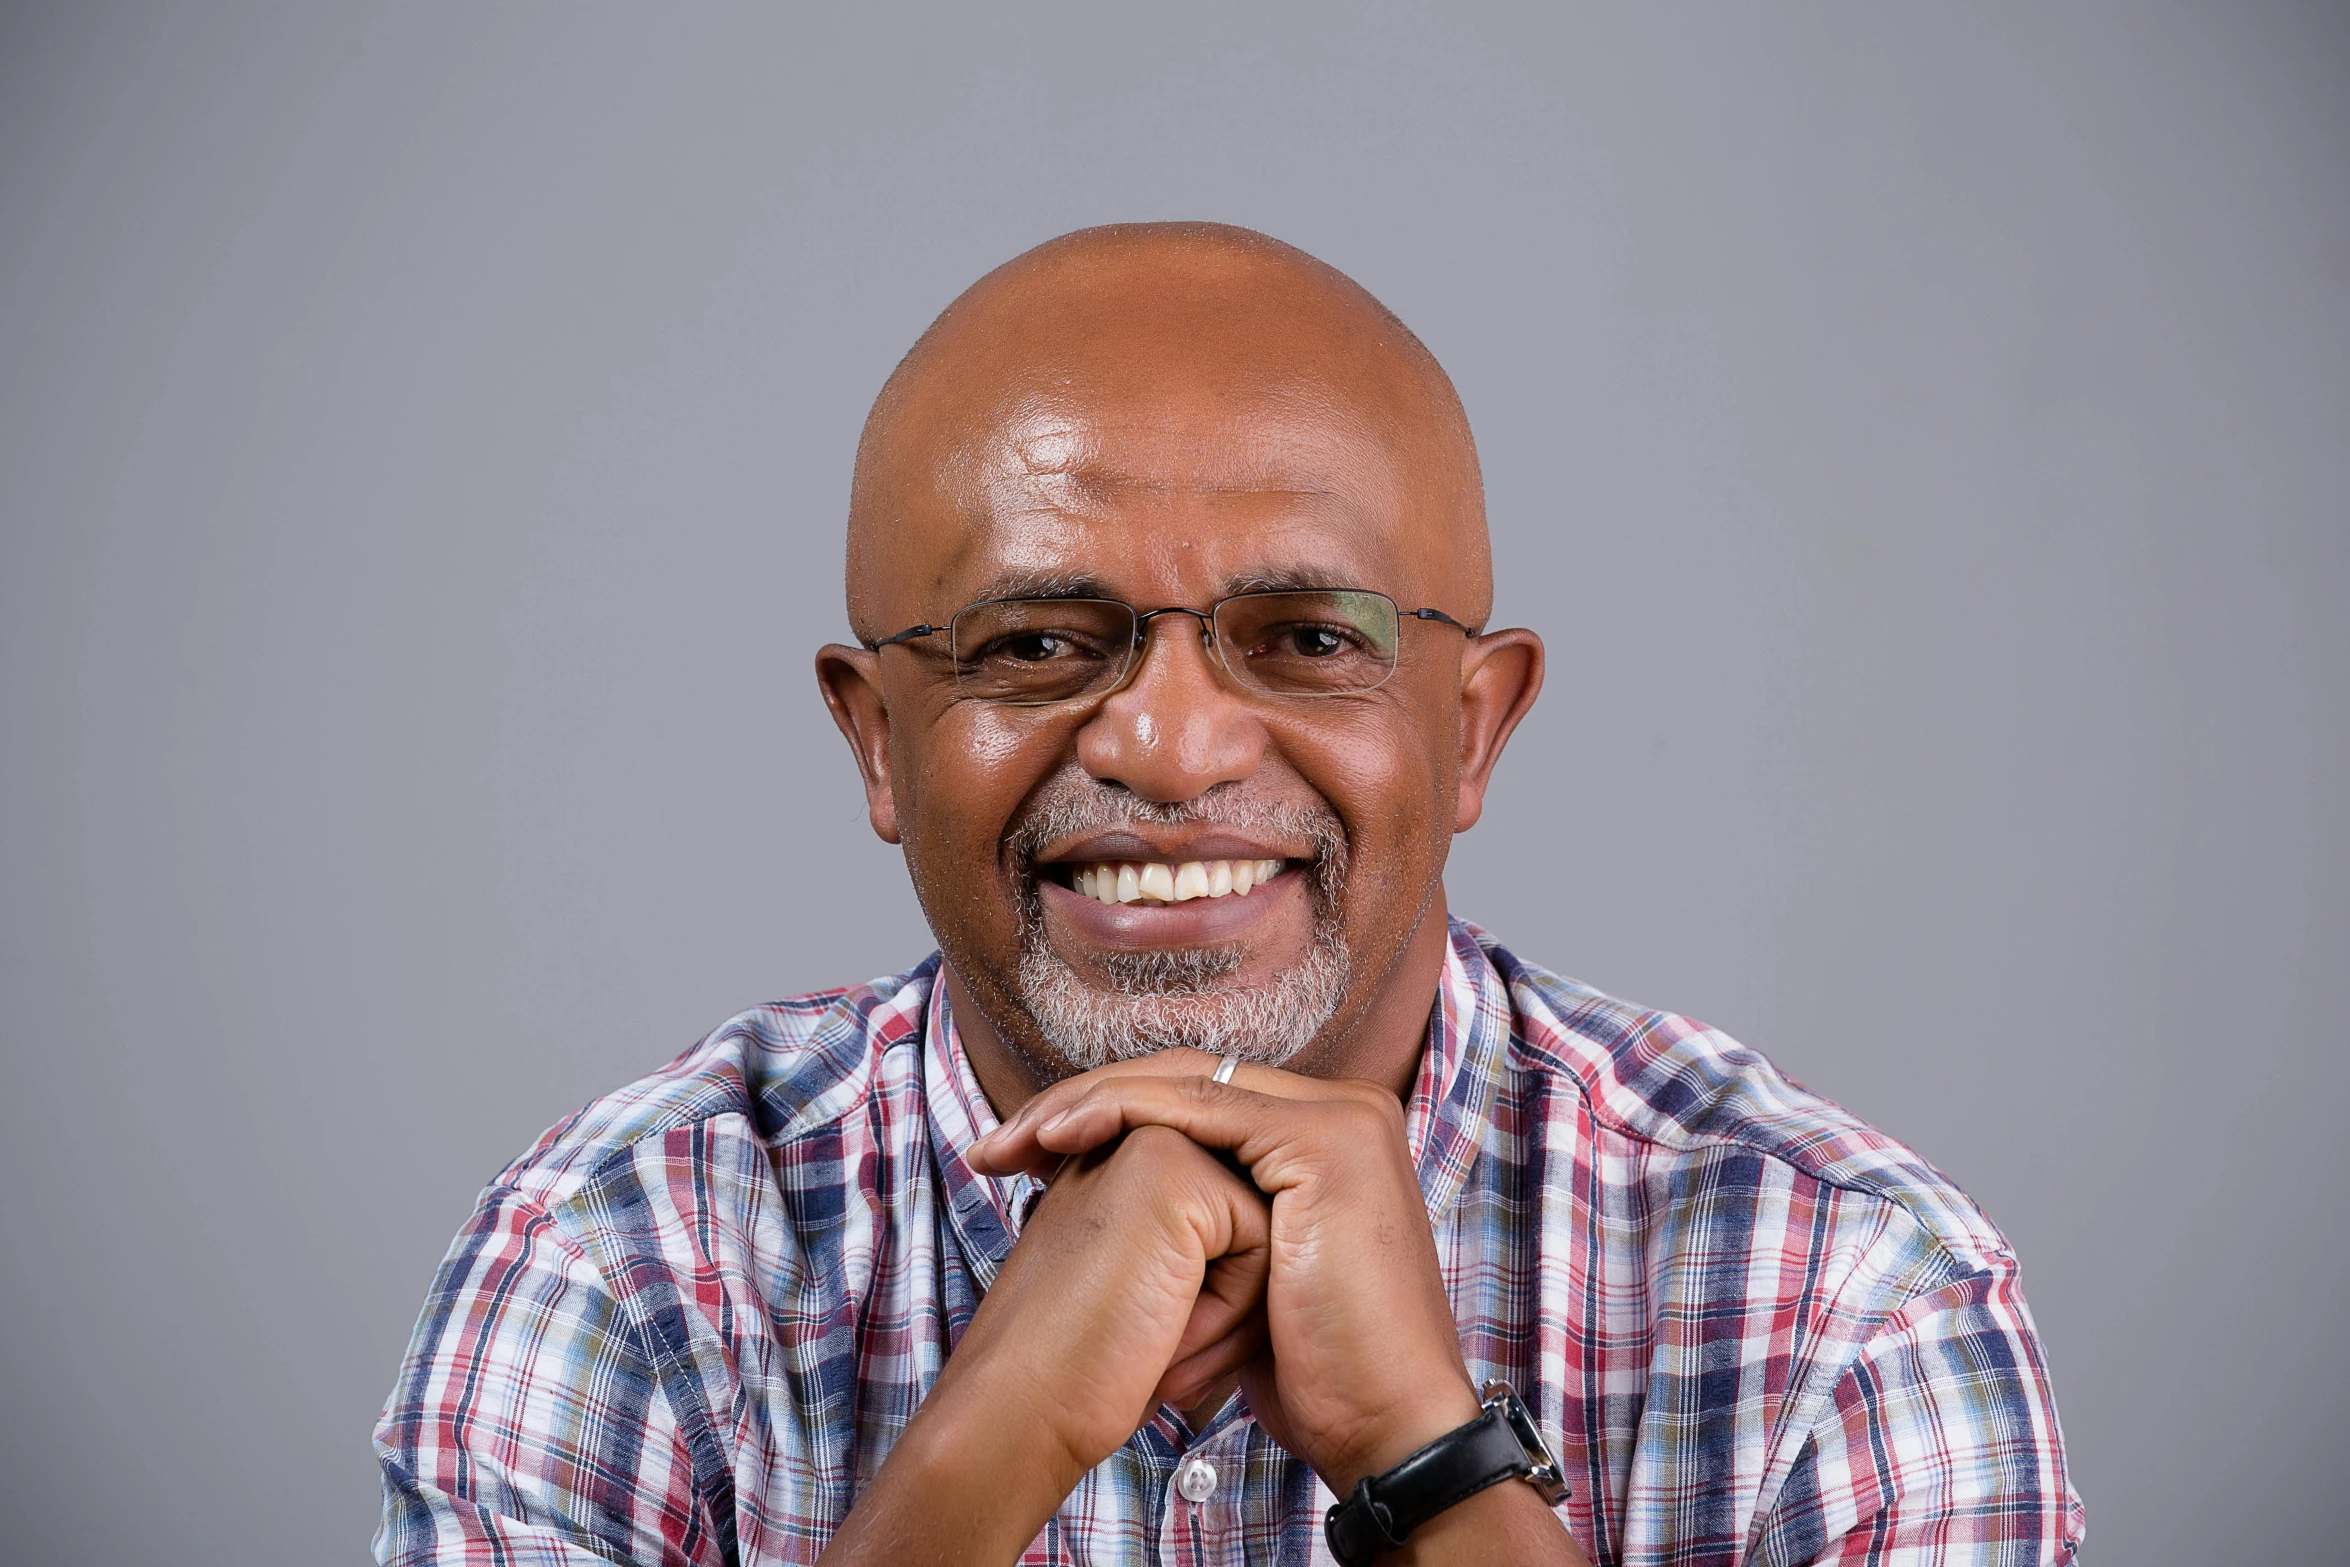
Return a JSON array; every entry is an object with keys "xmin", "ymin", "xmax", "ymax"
[
  {"xmin": 1388, "ymin": 1476, "xmax": 1584, "ymax": 1567},
  {"xmin": 1323, "ymin": 1380, "xmax": 1576, "ymax": 1567},
  {"xmin": 1322, "ymin": 1376, "xmax": 1485, "ymax": 1494}
]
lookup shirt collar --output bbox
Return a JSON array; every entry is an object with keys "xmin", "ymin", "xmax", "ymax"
[
  {"xmin": 922, "ymin": 979, "xmax": 1044, "ymax": 1291},
  {"xmin": 1405, "ymin": 917, "xmax": 1512, "ymax": 1220},
  {"xmin": 921, "ymin": 916, "xmax": 1511, "ymax": 1285}
]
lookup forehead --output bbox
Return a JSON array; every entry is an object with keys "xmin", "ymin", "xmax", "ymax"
[{"xmin": 913, "ymin": 381, "xmax": 1428, "ymax": 609}]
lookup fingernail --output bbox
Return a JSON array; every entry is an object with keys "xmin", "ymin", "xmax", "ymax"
[{"xmin": 1040, "ymin": 1110, "xmax": 1071, "ymax": 1134}]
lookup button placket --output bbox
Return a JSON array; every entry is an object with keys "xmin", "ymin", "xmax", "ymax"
[{"xmin": 1161, "ymin": 1421, "xmax": 1251, "ymax": 1566}]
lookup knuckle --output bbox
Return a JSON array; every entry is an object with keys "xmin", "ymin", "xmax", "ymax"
[
  {"xmin": 1022, "ymin": 1082, "xmax": 1081, "ymax": 1123},
  {"xmin": 1113, "ymin": 1123, "xmax": 1192, "ymax": 1167},
  {"xmin": 1332, "ymin": 1095, "xmax": 1393, "ymax": 1134},
  {"xmin": 1101, "ymin": 1128, "xmax": 1230, "ymax": 1216}
]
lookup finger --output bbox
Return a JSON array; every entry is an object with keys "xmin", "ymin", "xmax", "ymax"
[
  {"xmin": 1180, "ymin": 1218, "xmax": 1271, "ymax": 1355},
  {"xmin": 970, "ymin": 1137, "xmax": 1081, "ymax": 1181},
  {"xmin": 969, "ymin": 1077, "xmax": 1272, "ymax": 1175},
  {"xmin": 968, "ymin": 1049, "xmax": 1221, "ymax": 1172},
  {"xmin": 967, "ymin": 1052, "xmax": 1348, "ymax": 1174},
  {"xmin": 994, "ymin": 1075, "xmax": 1369, "ymax": 1186},
  {"xmin": 1153, "ymin": 1141, "xmax": 1272, "ymax": 1402},
  {"xmin": 1009, "ymin": 1077, "xmax": 1282, "ymax": 1172},
  {"xmin": 1138, "ymin": 1120, "xmax": 1274, "ymax": 1295},
  {"xmin": 1164, "ymin": 1291, "xmax": 1261, "ymax": 1385},
  {"xmin": 1155, "ymin": 1308, "xmax": 1270, "ymax": 1409},
  {"xmin": 965, "ymin": 1052, "xmax": 1210, "ymax": 1176}
]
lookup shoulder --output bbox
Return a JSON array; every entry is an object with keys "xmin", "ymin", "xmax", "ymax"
[
  {"xmin": 484, "ymin": 955, "xmax": 942, "ymax": 1215},
  {"xmin": 1467, "ymin": 924, "xmax": 2012, "ymax": 1274}
]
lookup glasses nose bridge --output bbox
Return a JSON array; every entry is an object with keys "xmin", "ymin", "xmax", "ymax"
[
  {"xmin": 1115, "ymin": 602, "xmax": 1229, "ymax": 694},
  {"xmin": 1130, "ymin": 603, "xmax": 1218, "ymax": 641}
]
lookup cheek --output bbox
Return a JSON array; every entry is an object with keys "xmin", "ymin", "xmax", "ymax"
[
  {"xmin": 1284, "ymin": 702, "xmax": 1458, "ymax": 885},
  {"xmin": 954, "ymin": 704, "xmax": 1047, "ymax": 774},
  {"xmin": 897, "ymin": 704, "xmax": 1060, "ymax": 871},
  {"xmin": 893, "ymin": 707, "xmax": 1068, "ymax": 960}
]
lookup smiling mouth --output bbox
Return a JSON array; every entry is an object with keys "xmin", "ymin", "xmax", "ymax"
[{"xmin": 1048, "ymin": 858, "xmax": 1289, "ymax": 906}]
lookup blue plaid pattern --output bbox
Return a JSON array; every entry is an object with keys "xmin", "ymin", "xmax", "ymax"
[{"xmin": 375, "ymin": 919, "xmax": 2082, "ymax": 1563}]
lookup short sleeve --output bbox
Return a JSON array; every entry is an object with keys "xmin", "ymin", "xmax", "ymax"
[
  {"xmin": 1753, "ymin": 1266, "xmax": 2085, "ymax": 1566},
  {"xmin": 372, "ymin": 1188, "xmax": 730, "ymax": 1567}
]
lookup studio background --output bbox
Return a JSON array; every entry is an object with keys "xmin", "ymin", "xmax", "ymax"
[{"xmin": 3, "ymin": 4, "xmax": 2343, "ymax": 1563}]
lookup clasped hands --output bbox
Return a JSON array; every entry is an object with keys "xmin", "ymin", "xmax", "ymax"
[
  {"xmin": 819, "ymin": 1048, "xmax": 1583, "ymax": 1566},
  {"xmin": 956, "ymin": 1049, "xmax": 1483, "ymax": 1503}
]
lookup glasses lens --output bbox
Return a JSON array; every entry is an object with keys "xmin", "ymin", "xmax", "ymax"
[
  {"xmin": 950, "ymin": 598, "xmax": 1136, "ymax": 705},
  {"xmin": 1215, "ymin": 590, "xmax": 1400, "ymax": 695}
]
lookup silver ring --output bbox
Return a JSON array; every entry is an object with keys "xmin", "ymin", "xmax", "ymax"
[{"xmin": 1211, "ymin": 1054, "xmax": 1239, "ymax": 1085}]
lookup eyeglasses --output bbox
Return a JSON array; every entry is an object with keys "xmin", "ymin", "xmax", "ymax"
[{"xmin": 866, "ymin": 589, "xmax": 1471, "ymax": 706}]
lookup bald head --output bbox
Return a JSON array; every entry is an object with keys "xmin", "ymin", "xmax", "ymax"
[
  {"xmin": 844, "ymin": 223, "xmax": 1490, "ymax": 644},
  {"xmin": 816, "ymin": 225, "xmax": 1547, "ymax": 1091}
]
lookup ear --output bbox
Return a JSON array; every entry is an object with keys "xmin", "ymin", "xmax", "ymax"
[
  {"xmin": 1452, "ymin": 627, "xmax": 1545, "ymax": 833},
  {"xmin": 814, "ymin": 643, "xmax": 902, "ymax": 844}
]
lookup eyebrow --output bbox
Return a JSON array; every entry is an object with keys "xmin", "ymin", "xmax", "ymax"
[
  {"xmin": 960, "ymin": 562, "xmax": 1375, "ymax": 608},
  {"xmin": 965, "ymin": 568, "xmax": 1122, "ymax": 604},
  {"xmin": 1218, "ymin": 565, "xmax": 1366, "ymax": 597}
]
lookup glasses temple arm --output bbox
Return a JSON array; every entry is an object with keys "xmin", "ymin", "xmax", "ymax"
[{"xmin": 1406, "ymin": 607, "xmax": 1474, "ymax": 631}]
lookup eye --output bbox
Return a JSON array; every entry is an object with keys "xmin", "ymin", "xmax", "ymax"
[
  {"xmin": 1285, "ymin": 625, "xmax": 1348, "ymax": 658},
  {"xmin": 1235, "ymin": 620, "xmax": 1375, "ymax": 662},
  {"xmin": 993, "ymin": 631, "xmax": 1074, "ymax": 664}
]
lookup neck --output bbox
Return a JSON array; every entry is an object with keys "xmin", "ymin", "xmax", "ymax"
[{"xmin": 944, "ymin": 889, "xmax": 1454, "ymax": 1123}]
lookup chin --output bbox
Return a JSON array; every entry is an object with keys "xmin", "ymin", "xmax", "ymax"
[{"xmin": 1012, "ymin": 931, "xmax": 1351, "ymax": 1072}]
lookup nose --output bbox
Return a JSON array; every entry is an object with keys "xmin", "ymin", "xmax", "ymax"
[{"xmin": 1075, "ymin": 611, "xmax": 1267, "ymax": 802}]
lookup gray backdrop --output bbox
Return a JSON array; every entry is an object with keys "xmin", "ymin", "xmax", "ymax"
[{"xmin": 2, "ymin": 3, "xmax": 2343, "ymax": 1562}]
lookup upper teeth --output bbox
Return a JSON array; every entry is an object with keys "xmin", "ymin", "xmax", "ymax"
[{"xmin": 1071, "ymin": 859, "xmax": 1285, "ymax": 905}]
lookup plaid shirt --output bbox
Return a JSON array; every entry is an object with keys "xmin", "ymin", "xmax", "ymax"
[{"xmin": 375, "ymin": 920, "xmax": 2082, "ymax": 1565}]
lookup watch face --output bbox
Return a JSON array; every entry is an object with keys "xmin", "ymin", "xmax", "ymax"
[{"xmin": 1480, "ymin": 1380, "xmax": 1571, "ymax": 1505}]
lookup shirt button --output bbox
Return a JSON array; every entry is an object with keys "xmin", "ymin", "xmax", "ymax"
[{"xmin": 1175, "ymin": 1455, "xmax": 1219, "ymax": 1504}]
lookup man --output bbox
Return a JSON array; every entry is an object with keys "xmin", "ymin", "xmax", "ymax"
[{"xmin": 375, "ymin": 224, "xmax": 2083, "ymax": 1566}]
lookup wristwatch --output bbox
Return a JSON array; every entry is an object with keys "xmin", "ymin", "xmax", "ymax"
[{"xmin": 1323, "ymin": 1380, "xmax": 1569, "ymax": 1566}]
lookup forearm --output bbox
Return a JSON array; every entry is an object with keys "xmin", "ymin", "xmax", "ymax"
[
  {"xmin": 820, "ymin": 1127, "xmax": 1264, "ymax": 1567},
  {"xmin": 817, "ymin": 1376, "xmax": 1083, "ymax": 1567}
]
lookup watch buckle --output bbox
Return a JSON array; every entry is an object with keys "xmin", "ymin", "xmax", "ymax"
[{"xmin": 1478, "ymin": 1379, "xmax": 1571, "ymax": 1506}]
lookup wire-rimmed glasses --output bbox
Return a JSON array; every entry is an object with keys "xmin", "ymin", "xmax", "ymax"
[{"xmin": 867, "ymin": 589, "xmax": 1470, "ymax": 706}]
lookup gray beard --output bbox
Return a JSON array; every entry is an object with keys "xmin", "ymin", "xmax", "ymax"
[
  {"xmin": 1015, "ymin": 917, "xmax": 1351, "ymax": 1071},
  {"xmin": 1003, "ymin": 786, "xmax": 1353, "ymax": 1072}
]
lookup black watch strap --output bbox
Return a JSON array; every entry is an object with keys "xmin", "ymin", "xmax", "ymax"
[{"xmin": 1323, "ymin": 1384, "xmax": 1568, "ymax": 1566}]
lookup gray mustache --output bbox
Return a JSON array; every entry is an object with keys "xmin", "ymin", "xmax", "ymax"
[{"xmin": 1003, "ymin": 782, "xmax": 1350, "ymax": 887}]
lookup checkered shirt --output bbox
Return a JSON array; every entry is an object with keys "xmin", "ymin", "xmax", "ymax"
[{"xmin": 374, "ymin": 919, "xmax": 2083, "ymax": 1564}]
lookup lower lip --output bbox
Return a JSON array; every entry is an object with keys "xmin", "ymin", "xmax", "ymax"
[{"xmin": 1037, "ymin": 869, "xmax": 1303, "ymax": 948}]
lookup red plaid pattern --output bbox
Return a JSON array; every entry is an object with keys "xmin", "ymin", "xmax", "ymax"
[{"xmin": 375, "ymin": 921, "xmax": 2082, "ymax": 1563}]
